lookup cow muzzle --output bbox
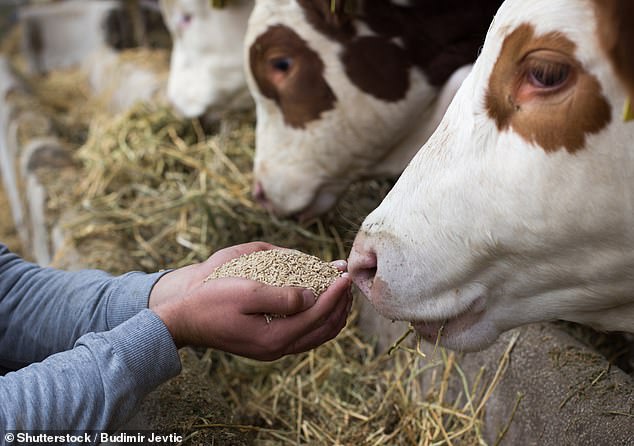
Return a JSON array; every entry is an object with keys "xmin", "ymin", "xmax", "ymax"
[{"xmin": 251, "ymin": 179, "xmax": 341, "ymax": 221}]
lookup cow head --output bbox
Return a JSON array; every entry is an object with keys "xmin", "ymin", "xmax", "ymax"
[
  {"xmin": 160, "ymin": 0, "xmax": 253, "ymax": 118},
  {"xmin": 245, "ymin": 0, "xmax": 501, "ymax": 218},
  {"xmin": 349, "ymin": 0, "xmax": 634, "ymax": 351}
]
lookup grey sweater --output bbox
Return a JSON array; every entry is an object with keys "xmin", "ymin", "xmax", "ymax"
[{"xmin": 0, "ymin": 244, "xmax": 181, "ymax": 435}]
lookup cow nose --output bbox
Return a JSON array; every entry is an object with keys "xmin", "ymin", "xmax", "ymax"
[{"xmin": 348, "ymin": 241, "xmax": 378, "ymax": 298}]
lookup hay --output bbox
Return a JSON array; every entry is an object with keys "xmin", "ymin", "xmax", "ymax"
[
  {"xmin": 41, "ymin": 97, "xmax": 390, "ymax": 272},
  {"xmin": 6, "ymin": 52, "xmax": 102, "ymax": 147},
  {"xmin": 196, "ymin": 316, "xmax": 519, "ymax": 445},
  {"xmin": 116, "ymin": 47, "xmax": 170, "ymax": 73},
  {"xmin": 49, "ymin": 103, "xmax": 374, "ymax": 272}
]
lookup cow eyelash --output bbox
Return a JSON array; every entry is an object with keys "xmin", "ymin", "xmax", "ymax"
[{"xmin": 526, "ymin": 59, "xmax": 571, "ymax": 89}]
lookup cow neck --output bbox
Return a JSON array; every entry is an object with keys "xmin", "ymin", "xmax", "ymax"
[
  {"xmin": 371, "ymin": 65, "xmax": 472, "ymax": 178},
  {"xmin": 299, "ymin": 0, "xmax": 503, "ymax": 90}
]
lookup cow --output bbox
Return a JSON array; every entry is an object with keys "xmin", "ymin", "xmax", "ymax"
[
  {"xmin": 245, "ymin": 0, "xmax": 503, "ymax": 219},
  {"xmin": 159, "ymin": 0, "xmax": 253, "ymax": 118},
  {"xmin": 19, "ymin": 0, "xmax": 167, "ymax": 75},
  {"xmin": 348, "ymin": 0, "xmax": 634, "ymax": 352}
]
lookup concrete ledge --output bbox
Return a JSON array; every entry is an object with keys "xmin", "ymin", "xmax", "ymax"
[
  {"xmin": 0, "ymin": 56, "xmax": 27, "ymax": 250},
  {"xmin": 477, "ymin": 325, "xmax": 633, "ymax": 445},
  {"xmin": 20, "ymin": 138, "xmax": 74, "ymax": 265},
  {"xmin": 356, "ymin": 295, "xmax": 634, "ymax": 445},
  {"xmin": 0, "ymin": 55, "xmax": 77, "ymax": 264}
]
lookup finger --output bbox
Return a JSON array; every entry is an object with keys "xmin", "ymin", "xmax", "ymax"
[
  {"xmin": 301, "ymin": 274, "xmax": 352, "ymax": 330},
  {"xmin": 265, "ymin": 275, "xmax": 351, "ymax": 338},
  {"xmin": 240, "ymin": 283, "xmax": 317, "ymax": 315},
  {"xmin": 283, "ymin": 289, "xmax": 352, "ymax": 355},
  {"xmin": 331, "ymin": 260, "xmax": 348, "ymax": 272},
  {"xmin": 253, "ymin": 281, "xmax": 352, "ymax": 359}
]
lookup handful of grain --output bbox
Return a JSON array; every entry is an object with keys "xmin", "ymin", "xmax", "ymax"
[{"xmin": 204, "ymin": 249, "xmax": 341, "ymax": 297}]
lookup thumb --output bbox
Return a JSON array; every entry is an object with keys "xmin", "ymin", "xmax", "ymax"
[{"xmin": 241, "ymin": 284, "xmax": 316, "ymax": 316}]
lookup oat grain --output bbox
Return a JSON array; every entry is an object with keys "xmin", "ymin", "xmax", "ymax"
[{"xmin": 204, "ymin": 249, "xmax": 341, "ymax": 296}]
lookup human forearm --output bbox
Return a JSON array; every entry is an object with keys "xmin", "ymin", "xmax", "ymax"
[
  {"xmin": 0, "ymin": 244, "xmax": 166, "ymax": 369},
  {"xmin": 0, "ymin": 310, "xmax": 180, "ymax": 433}
]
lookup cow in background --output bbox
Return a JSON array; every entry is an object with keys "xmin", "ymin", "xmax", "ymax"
[
  {"xmin": 19, "ymin": 0, "xmax": 168, "ymax": 74},
  {"xmin": 160, "ymin": 0, "xmax": 253, "ymax": 118},
  {"xmin": 349, "ymin": 0, "xmax": 634, "ymax": 351},
  {"xmin": 246, "ymin": 0, "xmax": 503, "ymax": 219}
]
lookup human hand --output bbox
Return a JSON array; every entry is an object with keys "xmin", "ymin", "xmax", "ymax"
[{"xmin": 150, "ymin": 242, "xmax": 353, "ymax": 360}]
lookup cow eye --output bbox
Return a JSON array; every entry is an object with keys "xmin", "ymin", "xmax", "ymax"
[
  {"xmin": 270, "ymin": 57, "xmax": 293, "ymax": 73},
  {"xmin": 177, "ymin": 13, "xmax": 193, "ymax": 30},
  {"xmin": 527, "ymin": 60, "xmax": 571, "ymax": 89}
]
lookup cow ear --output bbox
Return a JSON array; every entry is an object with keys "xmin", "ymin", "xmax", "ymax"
[
  {"xmin": 330, "ymin": 0, "xmax": 363, "ymax": 18},
  {"xmin": 159, "ymin": 0, "xmax": 173, "ymax": 16},
  {"xmin": 317, "ymin": 0, "xmax": 359, "ymax": 27},
  {"xmin": 595, "ymin": 0, "xmax": 634, "ymax": 97},
  {"xmin": 158, "ymin": 0, "xmax": 176, "ymax": 29}
]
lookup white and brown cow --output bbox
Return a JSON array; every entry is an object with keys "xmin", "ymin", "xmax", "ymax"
[
  {"xmin": 349, "ymin": 0, "xmax": 634, "ymax": 351},
  {"xmin": 246, "ymin": 0, "xmax": 502, "ymax": 219},
  {"xmin": 159, "ymin": 0, "xmax": 253, "ymax": 118}
]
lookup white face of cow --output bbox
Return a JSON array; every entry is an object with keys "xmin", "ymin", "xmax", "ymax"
[
  {"xmin": 349, "ymin": 0, "xmax": 634, "ymax": 351},
  {"xmin": 245, "ymin": 0, "xmax": 501, "ymax": 219},
  {"xmin": 160, "ymin": 0, "xmax": 253, "ymax": 118}
]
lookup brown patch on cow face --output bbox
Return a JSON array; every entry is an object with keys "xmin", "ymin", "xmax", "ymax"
[
  {"xmin": 342, "ymin": 36, "xmax": 410, "ymax": 101},
  {"xmin": 485, "ymin": 24, "xmax": 612, "ymax": 153},
  {"xmin": 249, "ymin": 25, "xmax": 337, "ymax": 129},
  {"xmin": 593, "ymin": 0, "xmax": 634, "ymax": 98}
]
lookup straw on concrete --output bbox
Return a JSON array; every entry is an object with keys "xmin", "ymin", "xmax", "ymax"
[{"xmin": 193, "ymin": 313, "xmax": 519, "ymax": 445}]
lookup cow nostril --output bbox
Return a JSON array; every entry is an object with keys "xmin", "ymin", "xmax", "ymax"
[
  {"xmin": 349, "ymin": 249, "xmax": 378, "ymax": 297},
  {"xmin": 253, "ymin": 181, "xmax": 270, "ymax": 207},
  {"xmin": 358, "ymin": 261, "xmax": 378, "ymax": 286}
]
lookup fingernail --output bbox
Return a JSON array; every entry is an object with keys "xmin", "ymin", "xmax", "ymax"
[
  {"xmin": 331, "ymin": 260, "xmax": 347, "ymax": 270},
  {"xmin": 303, "ymin": 289, "xmax": 317, "ymax": 302}
]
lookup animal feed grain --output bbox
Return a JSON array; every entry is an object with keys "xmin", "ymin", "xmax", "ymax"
[{"xmin": 204, "ymin": 249, "xmax": 341, "ymax": 296}]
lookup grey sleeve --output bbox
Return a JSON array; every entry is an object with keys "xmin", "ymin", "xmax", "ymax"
[
  {"xmin": 0, "ymin": 244, "xmax": 166, "ymax": 370},
  {"xmin": 0, "ymin": 309, "xmax": 181, "ymax": 434}
]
